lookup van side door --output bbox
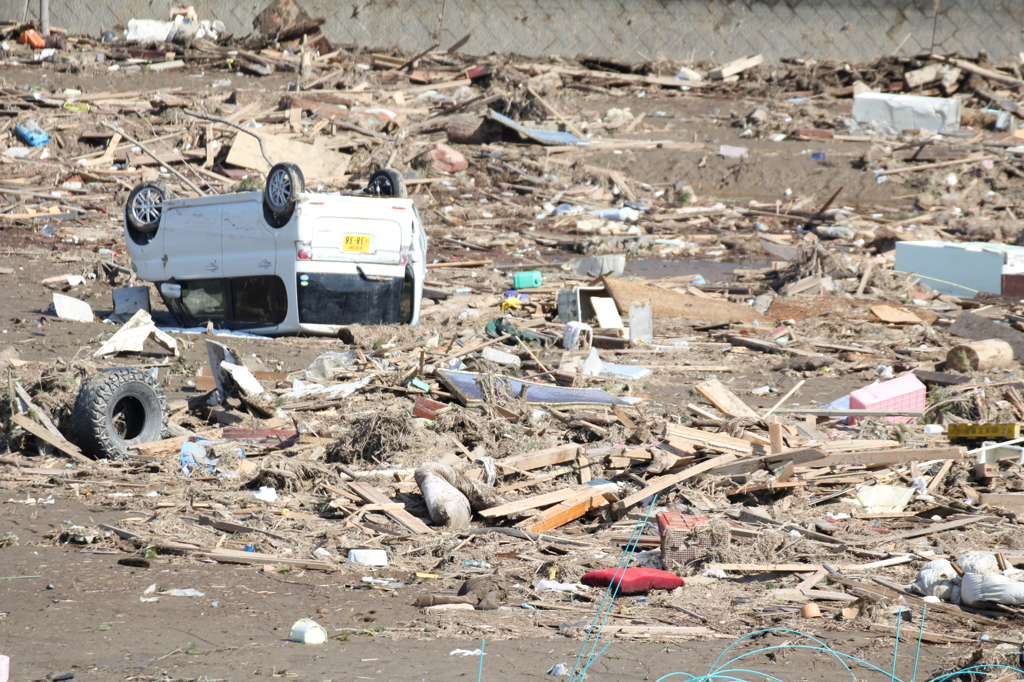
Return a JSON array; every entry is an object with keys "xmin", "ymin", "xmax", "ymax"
[{"xmin": 160, "ymin": 202, "xmax": 223, "ymax": 280}]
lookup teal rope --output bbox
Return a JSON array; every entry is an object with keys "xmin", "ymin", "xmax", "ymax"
[
  {"xmin": 568, "ymin": 493, "xmax": 659, "ymax": 682},
  {"xmin": 891, "ymin": 611, "xmax": 902, "ymax": 682},
  {"xmin": 911, "ymin": 604, "xmax": 926, "ymax": 682},
  {"xmin": 477, "ymin": 638, "xmax": 485, "ymax": 682}
]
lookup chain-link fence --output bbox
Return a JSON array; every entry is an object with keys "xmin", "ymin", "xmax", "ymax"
[{"xmin": 3, "ymin": 0, "xmax": 1023, "ymax": 64}]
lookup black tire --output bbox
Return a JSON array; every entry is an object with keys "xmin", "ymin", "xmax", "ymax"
[
  {"xmin": 368, "ymin": 169, "xmax": 407, "ymax": 198},
  {"xmin": 263, "ymin": 162, "xmax": 305, "ymax": 228},
  {"xmin": 126, "ymin": 182, "xmax": 175, "ymax": 234},
  {"xmin": 72, "ymin": 368, "xmax": 168, "ymax": 460}
]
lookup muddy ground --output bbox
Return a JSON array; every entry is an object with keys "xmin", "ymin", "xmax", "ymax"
[{"xmin": 0, "ymin": 497, "xmax": 960, "ymax": 682}]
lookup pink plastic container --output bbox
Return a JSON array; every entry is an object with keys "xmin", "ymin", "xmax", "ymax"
[{"xmin": 847, "ymin": 374, "xmax": 926, "ymax": 425}]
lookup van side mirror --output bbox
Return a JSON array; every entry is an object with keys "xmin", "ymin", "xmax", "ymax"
[{"xmin": 160, "ymin": 282, "xmax": 182, "ymax": 299}]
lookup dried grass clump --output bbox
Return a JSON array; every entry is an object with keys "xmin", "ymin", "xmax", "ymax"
[{"xmin": 328, "ymin": 408, "xmax": 418, "ymax": 464}]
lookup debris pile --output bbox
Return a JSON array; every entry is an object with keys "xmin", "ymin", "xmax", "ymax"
[{"xmin": 8, "ymin": 0, "xmax": 1024, "ymax": 654}]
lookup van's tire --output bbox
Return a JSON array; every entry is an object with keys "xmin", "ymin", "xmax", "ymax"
[
  {"xmin": 126, "ymin": 182, "xmax": 175, "ymax": 234},
  {"xmin": 263, "ymin": 162, "xmax": 305, "ymax": 228},
  {"xmin": 368, "ymin": 169, "xmax": 406, "ymax": 198},
  {"xmin": 72, "ymin": 368, "xmax": 168, "ymax": 460}
]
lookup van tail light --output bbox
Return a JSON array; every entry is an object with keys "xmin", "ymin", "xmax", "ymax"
[
  {"xmin": 295, "ymin": 241, "xmax": 312, "ymax": 260},
  {"xmin": 400, "ymin": 253, "xmax": 409, "ymax": 265}
]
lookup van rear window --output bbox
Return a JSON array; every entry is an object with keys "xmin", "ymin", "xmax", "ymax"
[{"xmin": 297, "ymin": 273, "xmax": 403, "ymax": 325}]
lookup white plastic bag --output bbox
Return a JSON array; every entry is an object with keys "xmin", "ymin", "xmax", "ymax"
[
  {"xmin": 957, "ymin": 551, "xmax": 999, "ymax": 575},
  {"xmin": 960, "ymin": 572, "xmax": 1024, "ymax": 607},
  {"xmin": 912, "ymin": 559, "xmax": 960, "ymax": 601}
]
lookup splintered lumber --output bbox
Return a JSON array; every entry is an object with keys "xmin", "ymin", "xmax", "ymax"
[
  {"xmin": 199, "ymin": 548, "xmax": 334, "ymax": 571},
  {"xmin": 700, "ymin": 446, "xmax": 824, "ymax": 476},
  {"xmin": 10, "ymin": 413, "xmax": 90, "ymax": 463},
  {"xmin": 771, "ymin": 588, "xmax": 857, "ymax": 603},
  {"xmin": 846, "ymin": 515, "xmax": 997, "ymax": 546},
  {"xmin": 828, "ymin": 572, "xmax": 1000, "ymax": 626},
  {"xmin": 709, "ymin": 54, "xmax": 764, "ymax": 80},
  {"xmin": 802, "ymin": 446, "xmax": 967, "ymax": 469},
  {"xmin": 478, "ymin": 487, "xmax": 586, "ymax": 518},
  {"xmin": 707, "ymin": 555, "xmax": 913, "ymax": 573},
  {"xmin": 614, "ymin": 453, "xmax": 737, "ymax": 514},
  {"xmin": 693, "ymin": 378, "xmax": 760, "ymax": 419},
  {"xmin": 665, "ymin": 425, "xmax": 753, "ymax": 454},
  {"xmin": 515, "ymin": 484, "xmax": 616, "ymax": 532},
  {"xmin": 503, "ymin": 444, "xmax": 582, "ymax": 470},
  {"xmin": 348, "ymin": 481, "xmax": 433, "ymax": 534}
]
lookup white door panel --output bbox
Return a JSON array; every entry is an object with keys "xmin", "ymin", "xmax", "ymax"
[
  {"xmin": 222, "ymin": 198, "xmax": 277, "ymax": 278},
  {"xmin": 161, "ymin": 204, "xmax": 222, "ymax": 279}
]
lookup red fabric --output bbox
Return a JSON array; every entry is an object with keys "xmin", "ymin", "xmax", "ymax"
[{"xmin": 581, "ymin": 567, "xmax": 685, "ymax": 595}]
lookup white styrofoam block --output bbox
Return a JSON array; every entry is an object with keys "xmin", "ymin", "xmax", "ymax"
[
  {"xmin": 52, "ymin": 293, "xmax": 94, "ymax": 323},
  {"xmin": 853, "ymin": 92, "xmax": 961, "ymax": 133}
]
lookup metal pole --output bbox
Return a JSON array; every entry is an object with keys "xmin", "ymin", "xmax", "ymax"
[{"xmin": 39, "ymin": 0, "xmax": 49, "ymax": 35}]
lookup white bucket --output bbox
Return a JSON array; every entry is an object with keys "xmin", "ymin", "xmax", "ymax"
[
  {"xmin": 289, "ymin": 618, "xmax": 328, "ymax": 644},
  {"xmin": 348, "ymin": 549, "xmax": 388, "ymax": 566}
]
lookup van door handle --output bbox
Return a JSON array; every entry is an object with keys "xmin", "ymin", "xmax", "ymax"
[
  {"xmin": 206, "ymin": 263, "xmax": 219, "ymax": 271},
  {"xmin": 258, "ymin": 260, "xmax": 272, "ymax": 268}
]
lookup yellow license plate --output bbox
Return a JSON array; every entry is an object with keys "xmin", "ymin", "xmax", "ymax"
[{"xmin": 343, "ymin": 235, "xmax": 370, "ymax": 252}]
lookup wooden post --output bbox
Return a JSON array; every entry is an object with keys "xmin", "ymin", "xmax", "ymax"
[
  {"xmin": 946, "ymin": 339, "xmax": 1013, "ymax": 371},
  {"xmin": 769, "ymin": 421, "xmax": 784, "ymax": 454}
]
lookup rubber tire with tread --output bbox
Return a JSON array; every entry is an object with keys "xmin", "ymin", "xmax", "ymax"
[
  {"xmin": 72, "ymin": 368, "xmax": 169, "ymax": 460},
  {"xmin": 126, "ymin": 181, "xmax": 175, "ymax": 234},
  {"xmin": 368, "ymin": 169, "xmax": 407, "ymax": 198},
  {"xmin": 263, "ymin": 162, "xmax": 305, "ymax": 228}
]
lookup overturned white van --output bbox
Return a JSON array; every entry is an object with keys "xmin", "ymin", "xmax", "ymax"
[{"xmin": 123, "ymin": 164, "xmax": 426, "ymax": 335}]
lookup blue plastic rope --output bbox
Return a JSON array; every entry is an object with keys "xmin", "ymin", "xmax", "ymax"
[{"xmin": 568, "ymin": 493, "xmax": 660, "ymax": 682}]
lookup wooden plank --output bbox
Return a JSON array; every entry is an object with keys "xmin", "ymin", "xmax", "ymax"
[
  {"xmin": 979, "ymin": 494, "xmax": 1024, "ymax": 512},
  {"xmin": 10, "ymin": 413, "xmax": 90, "ymax": 463},
  {"xmin": 200, "ymin": 548, "xmax": 334, "ymax": 571},
  {"xmin": 693, "ymin": 378, "xmax": 760, "ymax": 419},
  {"xmin": 704, "ymin": 447, "xmax": 825, "ymax": 476},
  {"xmin": 846, "ymin": 515, "xmax": 997, "ymax": 546},
  {"xmin": 613, "ymin": 453, "xmax": 737, "ymax": 513},
  {"xmin": 348, "ymin": 481, "xmax": 433, "ymax": 535},
  {"xmin": 516, "ymin": 488, "xmax": 611, "ymax": 532},
  {"xmin": 802, "ymin": 446, "xmax": 967, "ymax": 468},
  {"xmin": 502, "ymin": 444, "xmax": 582, "ymax": 471},
  {"xmin": 771, "ymin": 588, "xmax": 857, "ymax": 603},
  {"xmin": 665, "ymin": 425, "xmax": 753, "ymax": 453},
  {"xmin": 226, "ymin": 131, "xmax": 350, "ymax": 182},
  {"xmin": 709, "ymin": 54, "xmax": 764, "ymax": 80},
  {"xmin": 127, "ymin": 428, "xmax": 224, "ymax": 457},
  {"xmin": 869, "ymin": 624, "xmax": 973, "ymax": 644},
  {"xmin": 827, "ymin": 573, "xmax": 1000, "ymax": 626},
  {"xmin": 478, "ymin": 487, "xmax": 585, "ymax": 518},
  {"xmin": 707, "ymin": 555, "xmax": 914, "ymax": 572}
]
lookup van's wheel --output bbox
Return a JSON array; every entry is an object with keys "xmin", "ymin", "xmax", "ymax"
[
  {"xmin": 126, "ymin": 182, "xmax": 175, "ymax": 234},
  {"xmin": 263, "ymin": 162, "xmax": 305, "ymax": 228},
  {"xmin": 72, "ymin": 368, "xmax": 168, "ymax": 460},
  {"xmin": 368, "ymin": 169, "xmax": 406, "ymax": 198}
]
